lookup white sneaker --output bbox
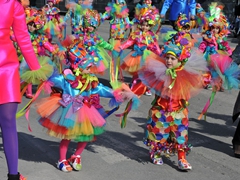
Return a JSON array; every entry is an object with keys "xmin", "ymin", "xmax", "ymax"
[
  {"xmin": 178, "ymin": 159, "xmax": 192, "ymax": 171},
  {"xmin": 68, "ymin": 155, "xmax": 82, "ymax": 171},
  {"xmin": 145, "ymin": 90, "xmax": 152, "ymax": 96},
  {"xmin": 152, "ymin": 154, "xmax": 163, "ymax": 165},
  {"xmin": 57, "ymin": 159, "xmax": 73, "ymax": 172}
]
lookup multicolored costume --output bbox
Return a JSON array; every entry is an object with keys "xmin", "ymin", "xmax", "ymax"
[
  {"xmin": 197, "ymin": 3, "xmax": 232, "ymax": 60},
  {"xmin": 26, "ymin": 8, "xmax": 59, "ymax": 56},
  {"xmin": 138, "ymin": 44, "xmax": 207, "ymax": 169},
  {"xmin": 132, "ymin": 0, "xmax": 161, "ymax": 34},
  {"xmin": 120, "ymin": 6, "xmax": 161, "ymax": 75},
  {"xmin": 101, "ymin": 0, "xmax": 132, "ymax": 41},
  {"xmin": 42, "ymin": 0, "xmax": 64, "ymax": 40},
  {"xmin": 74, "ymin": 8, "xmax": 113, "ymax": 75},
  {"xmin": 164, "ymin": 14, "xmax": 194, "ymax": 61}
]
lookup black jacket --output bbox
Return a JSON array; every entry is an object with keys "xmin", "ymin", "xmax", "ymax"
[{"xmin": 235, "ymin": 5, "xmax": 240, "ymax": 16}]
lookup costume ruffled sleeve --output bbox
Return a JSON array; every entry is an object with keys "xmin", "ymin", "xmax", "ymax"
[
  {"xmin": 91, "ymin": 83, "xmax": 114, "ymax": 98},
  {"xmin": 97, "ymin": 37, "xmax": 113, "ymax": 50},
  {"xmin": 119, "ymin": 38, "xmax": 135, "ymax": 50},
  {"xmin": 21, "ymin": 56, "xmax": 54, "ymax": 85}
]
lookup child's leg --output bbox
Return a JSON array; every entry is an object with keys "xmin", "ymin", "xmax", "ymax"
[
  {"xmin": 58, "ymin": 139, "xmax": 72, "ymax": 172},
  {"xmin": 68, "ymin": 142, "xmax": 87, "ymax": 171},
  {"xmin": 25, "ymin": 84, "xmax": 33, "ymax": 99},
  {"xmin": 177, "ymin": 148, "xmax": 192, "ymax": 170},
  {"xmin": 149, "ymin": 143, "xmax": 163, "ymax": 165},
  {"xmin": 59, "ymin": 139, "xmax": 71, "ymax": 161},
  {"xmin": 178, "ymin": 149, "xmax": 186, "ymax": 160},
  {"xmin": 74, "ymin": 142, "xmax": 87, "ymax": 156}
]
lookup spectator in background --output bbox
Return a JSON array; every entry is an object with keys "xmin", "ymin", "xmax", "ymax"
[
  {"xmin": 160, "ymin": 0, "xmax": 196, "ymax": 30},
  {"xmin": 234, "ymin": 3, "xmax": 240, "ymax": 37},
  {"xmin": 231, "ymin": 34, "xmax": 240, "ymax": 158}
]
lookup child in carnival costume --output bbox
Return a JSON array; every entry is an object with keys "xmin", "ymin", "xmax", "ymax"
[
  {"xmin": 26, "ymin": 9, "xmax": 60, "ymax": 97},
  {"xmin": 79, "ymin": 8, "xmax": 114, "ymax": 75},
  {"xmin": 42, "ymin": 0, "xmax": 64, "ymax": 41},
  {"xmin": 15, "ymin": 8, "xmax": 60, "ymax": 99},
  {"xmin": 198, "ymin": 3, "xmax": 232, "ymax": 91},
  {"xmin": 101, "ymin": 0, "xmax": 133, "ymax": 42},
  {"xmin": 138, "ymin": 41, "xmax": 240, "ymax": 169},
  {"xmin": 131, "ymin": 0, "xmax": 161, "ymax": 34},
  {"xmin": 63, "ymin": 0, "xmax": 93, "ymax": 35},
  {"xmin": 116, "ymin": 6, "xmax": 162, "ymax": 96},
  {"xmin": 164, "ymin": 14, "xmax": 195, "ymax": 61},
  {"xmin": 138, "ymin": 43, "xmax": 208, "ymax": 170},
  {"xmin": 120, "ymin": 2, "xmax": 162, "ymax": 96},
  {"xmin": 198, "ymin": 3, "xmax": 232, "ymax": 60},
  {"xmin": 34, "ymin": 38, "xmax": 139, "ymax": 172}
]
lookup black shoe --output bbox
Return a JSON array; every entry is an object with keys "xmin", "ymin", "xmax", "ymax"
[
  {"xmin": 234, "ymin": 144, "xmax": 240, "ymax": 158},
  {"xmin": 8, "ymin": 173, "xmax": 20, "ymax": 180}
]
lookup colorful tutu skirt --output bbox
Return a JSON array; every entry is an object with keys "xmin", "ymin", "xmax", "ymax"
[
  {"xmin": 36, "ymin": 93, "xmax": 106, "ymax": 142},
  {"xmin": 121, "ymin": 50, "xmax": 157, "ymax": 75}
]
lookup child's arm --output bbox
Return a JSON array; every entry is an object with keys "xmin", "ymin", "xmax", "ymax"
[
  {"xmin": 101, "ymin": 10, "xmax": 111, "ymax": 22},
  {"xmin": 220, "ymin": 41, "xmax": 233, "ymax": 56},
  {"xmin": 91, "ymin": 83, "xmax": 114, "ymax": 98},
  {"xmin": 198, "ymin": 40, "xmax": 207, "ymax": 53},
  {"xmin": 97, "ymin": 36, "xmax": 114, "ymax": 51},
  {"xmin": 119, "ymin": 37, "xmax": 135, "ymax": 50}
]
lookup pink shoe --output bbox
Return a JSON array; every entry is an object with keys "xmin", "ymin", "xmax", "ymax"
[
  {"xmin": 20, "ymin": 174, "xmax": 27, "ymax": 180},
  {"xmin": 68, "ymin": 155, "xmax": 82, "ymax": 171}
]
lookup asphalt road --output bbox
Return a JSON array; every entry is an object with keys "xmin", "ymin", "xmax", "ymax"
[{"xmin": 0, "ymin": 21, "xmax": 240, "ymax": 180}]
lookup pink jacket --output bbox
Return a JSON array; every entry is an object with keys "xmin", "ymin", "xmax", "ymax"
[{"xmin": 0, "ymin": 0, "xmax": 41, "ymax": 104}]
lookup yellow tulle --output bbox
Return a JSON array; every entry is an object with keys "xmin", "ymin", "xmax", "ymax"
[{"xmin": 21, "ymin": 56, "xmax": 54, "ymax": 85}]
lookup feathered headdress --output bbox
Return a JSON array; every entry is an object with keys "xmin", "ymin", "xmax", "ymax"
[
  {"xmin": 25, "ymin": 8, "xmax": 45, "ymax": 30},
  {"xmin": 134, "ymin": 3, "xmax": 160, "ymax": 26},
  {"xmin": 208, "ymin": 2, "xmax": 228, "ymax": 29},
  {"xmin": 175, "ymin": 14, "xmax": 190, "ymax": 31},
  {"xmin": 83, "ymin": 9, "xmax": 101, "ymax": 28}
]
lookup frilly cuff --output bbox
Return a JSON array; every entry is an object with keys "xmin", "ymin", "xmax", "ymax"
[
  {"xmin": 21, "ymin": 56, "xmax": 54, "ymax": 85},
  {"xmin": 109, "ymin": 89, "xmax": 123, "ymax": 107},
  {"xmin": 109, "ymin": 81, "xmax": 140, "ymax": 104}
]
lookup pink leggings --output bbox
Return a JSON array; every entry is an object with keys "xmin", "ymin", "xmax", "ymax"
[
  {"xmin": 0, "ymin": 102, "xmax": 19, "ymax": 175},
  {"xmin": 59, "ymin": 139, "xmax": 87, "ymax": 161}
]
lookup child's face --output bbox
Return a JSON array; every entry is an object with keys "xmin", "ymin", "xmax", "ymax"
[
  {"xmin": 143, "ymin": 0, "xmax": 152, "ymax": 5},
  {"xmin": 78, "ymin": 0, "xmax": 83, "ymax": 4},
  {"xmin": 181, "ymin": 25, "xmax": 190, "ymax": 33},
  {"xmin": 140, "ymin": 21, "xmax": 151, "ymax": 32},
  {"xmin": 211, "ymin": 26, "xmax": 220, "ymax": 34},
  {"xmin": 87, "ymin": 26, "xmax": 95, "ymax": 33},
  {"xmin": 165, "ymin": 54, "xmax": 179, "ymax": 68},
  {"xmin": 28, "ymin": 23, "xmax": 36, "ymax": 33},
  {"xmin": 48, "ymin": 2, "xmax": 53, "ymax": 7}
]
